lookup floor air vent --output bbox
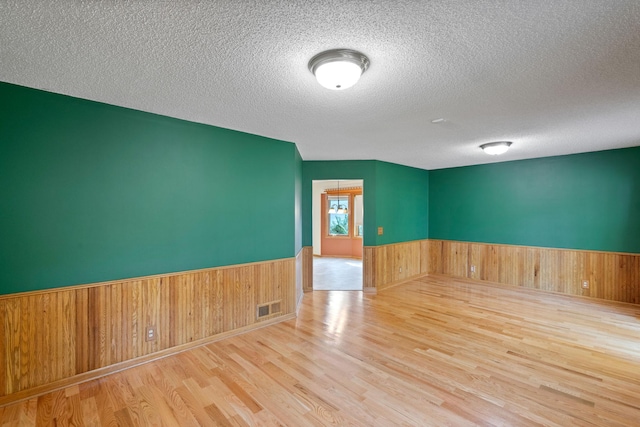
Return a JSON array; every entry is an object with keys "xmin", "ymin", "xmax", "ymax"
[{"xmin": 257, "ymin": 300, "xmax": 282, "ymax": 320}]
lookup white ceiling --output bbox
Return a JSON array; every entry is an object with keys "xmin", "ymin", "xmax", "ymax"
[{"xmin": 1, "ymin": 1, "xmax": 639, "ymax": 170}]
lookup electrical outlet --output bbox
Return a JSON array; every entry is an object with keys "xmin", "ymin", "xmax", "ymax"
[
  {"xmin": 399, "ymin": 267, "xmax": 402, "ymax": 273},
  {"xmin": 470, "ymin": 265, "xmax": 476, "ymax": 273},
  {"xmin": 145, "ymin": 325, "xmax": 157, "ymax": 342},
  {"xmin": 377, "ymin": 226, "xmax": 384, "ymax": 235},
  {"xmin": 582, "ymin": 280, "xmax": 589, "ymax": 289}
]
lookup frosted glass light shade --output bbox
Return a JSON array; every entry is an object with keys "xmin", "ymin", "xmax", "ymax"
[
  {"xmin": 480, "ymin": 141, "xmax": 512, "ymax": 155},
  {"xmin": 309, "ymin": 49, "xmax": 370, "ymax": 91},
  {"xmin": 314, "ymin": 61, "xmax": 363, "ymax": 90}
]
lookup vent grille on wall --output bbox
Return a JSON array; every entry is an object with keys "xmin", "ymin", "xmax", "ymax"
[
  {"xmin": 257, "ymin": 305, "xmax": 270, "ymax": 318},
  {"xmin": 256, "ymin": 300, "xmax": 283, "ymax": 320}
]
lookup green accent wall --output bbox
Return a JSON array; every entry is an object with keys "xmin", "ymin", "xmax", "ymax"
[
  {"xmin": 429, "ymin": 147, "xmax": 640, "ymax": 253},
  {"xmin": 303, "ymin": 160, "xmax": 377, "ymax": 246},
  {"xmin": 6, "ymin": 83, "xmax": 635, "ymax": 295},
  {"xmin": 375, "ymin": 160, "xmax": 429, "ymax": 245},
  {"xmin": 302, "ymin": 160, "xmax": 428, "ymax": 247},
  {"xmin": 294, "ymin": 147, "xmax": 303, "ymax": 253},
  {"xmin": 0, "ymin": 82, "xmax": 297, "ymax": 294}
]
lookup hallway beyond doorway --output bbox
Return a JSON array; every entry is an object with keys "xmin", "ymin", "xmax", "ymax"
[{"xmin": 313, "ymin": 257, "xmax": 362, "ymax": 291}]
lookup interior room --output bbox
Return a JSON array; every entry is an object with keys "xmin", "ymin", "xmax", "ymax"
[
  {"xmin": 312, "ymin": 179, "xmax": 364, "ymax": 291},
  {"xmin": 1, "ymin": 1, "xmax": 639, "ymax": 425}
]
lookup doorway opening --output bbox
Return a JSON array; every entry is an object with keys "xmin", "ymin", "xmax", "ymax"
[{"xmin": 312, "ymin": 179, "xmax": 363, "ymax": 291}]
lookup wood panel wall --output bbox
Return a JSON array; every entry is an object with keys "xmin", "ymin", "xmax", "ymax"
[
  {"xmin": 295, "ymin": 249, "xmax": 304, "ymax": 308},
  {"xmin": 302, "ymin": 246, "xmax": 313, "ymax": 292},
  {"xmin": 306, "ymin": 238, "xmax": 639, "ymax": 304},
  {"xmin": 0, "ymin": 258, "xmax": 296, "ymax": 406},
  {"xmin": 363, "ymin": 240, "xmax": 429, "ymax": 292},
  {"xmin": 428, "ymin": 239, "xmax": 640, "ymax": 304}
]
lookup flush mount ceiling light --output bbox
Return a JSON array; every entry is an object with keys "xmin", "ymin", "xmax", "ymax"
[
  {"xmin": 480, "ymin": 141, "xmax": 512, "ymax": 155},
  {"xmin": 308, "ymin": 49, "xmax": 370, "ymax": 90}
]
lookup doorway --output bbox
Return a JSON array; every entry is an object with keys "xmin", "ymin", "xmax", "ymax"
[{"xmin": 311, "ymin": 179, "xmax": 363, "ymax": 291}]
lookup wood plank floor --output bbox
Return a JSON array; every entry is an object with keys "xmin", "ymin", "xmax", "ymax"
[{"xmin": 2, "ymin": 275, "xmax": 640, "ymax": 426}]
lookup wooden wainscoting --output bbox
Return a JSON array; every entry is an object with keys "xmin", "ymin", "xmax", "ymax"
[
  {"xmin": 363, "ymin": 240, "xmax": 429, "ymax": 292},
  {"xmin": 302, "ymin": 246, "xmax": 313, "ymax": 292},
  {"xmin": 295, "ymin": 249, "xmax": 304, "ymax": 309},
  {"xmin": 0, "ymin": 258, "xmax": 296, "ymax": 406},
  {"xmin": 428, "ymin": 239, "xmax": 640, "ymax": 304}
]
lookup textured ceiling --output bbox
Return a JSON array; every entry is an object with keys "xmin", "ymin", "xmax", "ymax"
[{"xmin": 1, "ymin": 1, "xmax": 639, "ymax": 170}]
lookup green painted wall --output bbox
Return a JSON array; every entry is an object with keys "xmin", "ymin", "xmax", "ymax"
[
  {"xmin": 302, "ymin": 160, "xmax": 429, "ymax": 247},
  {"xmin": 294, "ymin": 147, "xmax": 303, "ymax": 253},
  {"xmin": 0, "ymin": 82, "xmax": 297, "ymax": 294},
  {"xmin": 429, "ymin": 147, "xmax": 640, "ymax": 253},
  {"xmin": 375, "ymin": 161, "xmax": 429, "ymax": 245},
  {"xmin": 6, "ymin": 83, "xmax": 635, "ymax": 296},
  {"xmin": 302, "ymin": 160, "xmax": 377, "ymax": 246}
]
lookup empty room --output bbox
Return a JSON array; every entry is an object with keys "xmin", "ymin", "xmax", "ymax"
[{"xmin": 1, "ymin": 1, "xmax": 639, "ymax": 425}]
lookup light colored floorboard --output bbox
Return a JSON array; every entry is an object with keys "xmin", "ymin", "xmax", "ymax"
[{"xmin": 2, "ymin": 274, "xmax": 640, "ymax": 425}]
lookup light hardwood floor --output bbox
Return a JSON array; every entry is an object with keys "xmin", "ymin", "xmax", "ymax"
[{"xmin": 2, "ymin": 275, "xmax": 640, "ymax": 426}]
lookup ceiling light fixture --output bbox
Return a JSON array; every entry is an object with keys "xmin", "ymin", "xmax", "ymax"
[
  {"xmin": 328, "ymin": 181, "xmax": 348, "ymax": 214},
  {"xmin": 480, "ymin": 141, "xmax": 512, "ymax": 155},
  {"xmin": 308, "ymin": 49, "xmax": 370, "ymax": 90}
]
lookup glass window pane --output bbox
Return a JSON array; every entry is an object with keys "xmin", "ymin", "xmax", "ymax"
[
  {"xmin": 328, "ymin": 195, "xmax": 349, "ymax": 236},
  {"xmin": 328, "ymin": 214, "xmax": 349, "ymax": 235}
]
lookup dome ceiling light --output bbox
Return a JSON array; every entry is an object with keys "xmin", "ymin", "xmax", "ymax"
[
  {"xmin": 480, "ymin": 141, "xmax": 512, "ymax": 155},
  {"xmin": 308, "ymin": 49, "xmax": 370, "ymax": 90}
]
